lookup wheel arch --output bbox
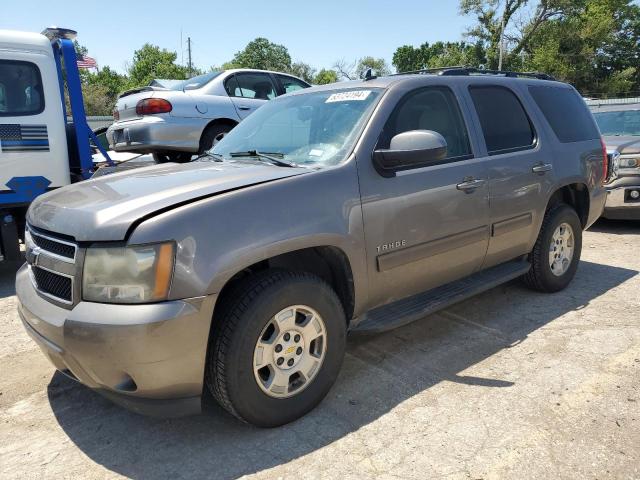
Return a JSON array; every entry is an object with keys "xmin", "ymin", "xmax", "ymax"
[
  {"xmin": 213, "ymin": 245, "xmax": 356, "ymax": 325},
  {"xmin": 545, "ymin": 182, "xmax": 590, "ymax": 228}
]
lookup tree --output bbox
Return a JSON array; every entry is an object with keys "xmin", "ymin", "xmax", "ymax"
[
  {"xmin": 231, "ymin": 37, "xmax": 292, "ymax": 71},
  {"xmin": 392, "ymin": 41, "xmax": 486, "ymax": 72},
  {"xmin": 289, "ymin": 61, "xmax": 316, "ymax": 83},
  {"xmin": 334, "ymin": 56, "xmax": 391, "ymax": 80},
  {"xmin": 459, "ymin": 0, "xmax": 573, "ymax": 69},
  {"xmin": 314, "ymin": 69, "xmax": 339, "ymax": 85},
  {"xmin": 356, "ymin": 56, "xmax": 391, "ymax": 77},
  {"xmin": 459, "ymin": 0, "xmax": 640, "ymax": 96},
  {"xmin": 127, "ymin": 44, "xmax": 189, "ymax": 88},
  {"xmin": 86, "ymin": 66, "xmax": 127, "ymax": 98}
]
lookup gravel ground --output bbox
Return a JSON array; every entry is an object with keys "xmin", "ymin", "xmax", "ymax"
[{"xmin": 1, "ymin": 219, "xmax": 638, "ymax": 480}]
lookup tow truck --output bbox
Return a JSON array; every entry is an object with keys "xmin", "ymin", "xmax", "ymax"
[{"xmin": 0, "ymin": 27, "xmax": 114, "ymax": 261}]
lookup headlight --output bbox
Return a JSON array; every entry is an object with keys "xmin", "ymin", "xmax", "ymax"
[
  {"xmin": 619, "ymin": 156, "xmax": 639, "ymax": 168},
  {"xmin": 82, "ymin": 242, "xmax": 175, "ymax": 304}
]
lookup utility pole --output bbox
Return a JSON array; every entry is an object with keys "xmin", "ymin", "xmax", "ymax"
[
  {"xmin": 498, "ymin": 5, "xmax": 506, "ymax": 70},
  {"xmin": 187, "ymin": 37, "xmax": 192, "ymax": 77}
]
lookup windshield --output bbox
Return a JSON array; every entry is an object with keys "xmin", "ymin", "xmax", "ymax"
[
  {"xmin": 593, "ymin": 109, "xmax": 640, "ymax": 136},
  {"xmin": 211, "ymin": 88, "xmax": 382, "ymax": 167},
  {"xmin": 170, "ymin": 71, "xmax": 223, "ymax": 91}
]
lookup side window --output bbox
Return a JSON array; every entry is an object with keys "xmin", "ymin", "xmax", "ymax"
[
  {"xmin": 277, "ymin": 74, "xmax": 310, "ymax": 94},
  {"xmin": 0, "ymin": 60, "xmax": 44, "ymax": 116},
  {"xmin": 378, "ymin": 86, "xmax": 472, "ymax": 159},
  {"xmin": 224, "ymin": 75, "xmax": 241, "ymax": 97},
  {"xmin": 469, "ymin": 86, "xmax": 535, "ymax": 154},
  {"xmin": 529, "ymin": 86, "xmax": 600, "ymax": 143},
  {"xmin": 233, "ymin": 73, "xmax": 276, "ymax": 100}
]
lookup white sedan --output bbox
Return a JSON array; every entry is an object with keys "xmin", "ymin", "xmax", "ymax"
[{"xmin": 106, "ymin": 69, "xmax": 310, "ymax": 162}]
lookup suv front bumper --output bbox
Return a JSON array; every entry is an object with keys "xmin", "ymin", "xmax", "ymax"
[
  {"xmin": 603, "ymin": 183, "xmax": 640, "ymax": 220},
  {"xmin": 106, "ymin": 116, "xmax": 206, "ymax": 153},
  {"xmin": 16, "ymin": 264, "xmax": 216, "ymax": 417}
]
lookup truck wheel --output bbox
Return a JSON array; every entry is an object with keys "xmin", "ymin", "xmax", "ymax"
[
  {"xmin": 523, "ymin": 203, "xmax": 582, "ymax": 293},
  {"xmin": 199, "ymin": 123, "xmax": 233, "ymax": 153},
  {"xmin": 206, "ymin": 270, "xmax": 346, "ymax": 427}
]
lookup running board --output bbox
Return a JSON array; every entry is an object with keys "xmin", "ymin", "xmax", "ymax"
[{"xmin": 351, "ymin": 260, "xmax": 531, "ymax": 334}]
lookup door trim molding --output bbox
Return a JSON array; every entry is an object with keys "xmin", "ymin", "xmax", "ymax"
[
  {"xmin": 492, "ymin": 212, "xmax": 533, "ymax": 237},
  {"xmin": 377, "ymin": 225, "xmax": 489, "ymax": 272}
]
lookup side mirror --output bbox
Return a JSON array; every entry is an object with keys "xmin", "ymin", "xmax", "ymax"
[{"xmin": 372, "ymin": 130, "xmax": 448, "ymax": 174}]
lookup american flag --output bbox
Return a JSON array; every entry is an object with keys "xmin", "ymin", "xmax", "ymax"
[
  {"xmin": 0, "ymin": 124, "xmax": 49, "ymax": 152},
  {"xmin": 77, "ymin": 54, "xmax": 98, "ymax": 69}
]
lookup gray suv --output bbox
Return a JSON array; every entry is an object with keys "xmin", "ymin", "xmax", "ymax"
[{"xmin": 17, "ymin": 68, "xmax": 607, "ymax": 427}]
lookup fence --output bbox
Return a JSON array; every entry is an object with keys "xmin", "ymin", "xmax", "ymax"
[{"xmin": 66, "ymin": 116, "xmax": 114, "ymax": 130}]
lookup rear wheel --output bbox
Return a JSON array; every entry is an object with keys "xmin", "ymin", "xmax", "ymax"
[
  {"xmin": 198, "ymin": 123, "xmax": 233, "ymax": 154},
  {"xmin": 523, "ymin": 203, "xmax": 582, "ymax": 292},
  {"xmin": 206, "ymin": 270, "xmax": 346, "ymax": 427}
]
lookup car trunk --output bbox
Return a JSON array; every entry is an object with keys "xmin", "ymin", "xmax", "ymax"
[{"xmin": 115, "ymin": 87, "xmax": 165, "ymax": 122}]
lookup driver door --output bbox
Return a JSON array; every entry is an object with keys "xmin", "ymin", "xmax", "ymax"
[{"xmin": 358, "ymin": 86, "xmax": 491, "ymax": 306}]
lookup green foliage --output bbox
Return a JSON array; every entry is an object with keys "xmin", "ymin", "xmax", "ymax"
[
  {"xmin": 393, "ymin": 41, "xmax": 486, "ymax": 72},
  {"xmin": 231, "ymin": 37, "xmax": 292, "ymax": 71},
  {"xmin": 314, "ymin": 69, "xmax": 339, "ymax": 85},
  {"xmin": 288, "ymin": 62, "xmax": 316, "ymax": 83},
  {"xmin": 126, "ymin": 44, "xmax": 190, "ymax": 88},
  {"xmin": 458, "ymin": 0, "xmax": 640, "ymax": 97},
  {"xmin": 356, "ymin": 56, "xmax": 391, "ymax": 78},
  {"xmin": 334, "ymin": 57, "xmax": 390, "ymax": 80}
]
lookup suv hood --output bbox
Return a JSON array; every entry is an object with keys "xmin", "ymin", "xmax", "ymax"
[
  {"xmin": 603, "ymin": 136, "xmax": 640, "ymax": 155},
  {"xmin": 28, "ymin": 161, "xmax": 309, "ymax": 241}
]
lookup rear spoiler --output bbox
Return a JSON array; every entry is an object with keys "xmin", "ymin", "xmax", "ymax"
[{"xmin": 118, "ymin": 85, "xmax": 168, "ymax": 99}]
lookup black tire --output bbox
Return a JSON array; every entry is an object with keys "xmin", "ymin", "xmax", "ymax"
[
  {"xmin": 198, "ymin": 123, "xmax": 233, "ymax": 154},
  {"xmin": 523, "ymin": 203, "xmax": 582, "ymax": 292},
  {"xmin": 206, "ymin": 270, "xmax": 346, "ymax": 427}
]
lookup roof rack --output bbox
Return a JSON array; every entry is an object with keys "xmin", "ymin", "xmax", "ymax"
[{"xmin": 390, "ymin": 66, "xmax": 555, "ymax": 81}]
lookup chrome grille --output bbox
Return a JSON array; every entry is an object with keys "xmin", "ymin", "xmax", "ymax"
[
  {"xmin": 31, "ymin": 266, "xmax": 72, "ymax": 302},
  {"xmin": 28, "ymin": 227, "xmax": 76, "ymax": 262},
  {"xmin": 25, "ymin": 224, "xmax": 78, "ymax": 305}
]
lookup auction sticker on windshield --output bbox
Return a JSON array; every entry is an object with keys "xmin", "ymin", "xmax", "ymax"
[{"xmin": 326, "ymin": 90, "xmax": 372, "ymax": 103}]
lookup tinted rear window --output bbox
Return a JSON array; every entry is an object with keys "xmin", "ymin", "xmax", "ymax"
[
  {"xmin": 0, "ymin": 60, "xmax": 44, "ymax": 116},
  {"xmin": 529, "ymin": 86, "xmax": 600, "ymax": 142},
  {"xmin": 469, "ymin": 86, "xmax": 535, "ymax": 154}
]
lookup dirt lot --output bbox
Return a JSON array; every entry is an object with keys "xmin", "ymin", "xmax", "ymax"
[{"xmin": 1, "ymin": 219, "xmax": 639, "ymax": 480}]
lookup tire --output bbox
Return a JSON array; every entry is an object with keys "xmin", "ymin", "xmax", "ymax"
[
  {"xmin": 523, "ymin": 203, "xmax": 582, "ymax": 293},
  {"xmin": 198, "ymin": 123, "xmax": 233, "ymax": 154},
  {"xmin": 206, "ymin": 270, "xmax": 347, "ymax": 427}
]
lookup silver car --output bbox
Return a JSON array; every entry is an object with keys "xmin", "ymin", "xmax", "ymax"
[
  {"xmin": 589, "ymin": 98, "xmax": 640, "ymax": 220},
  {"xmin": 106, "ymin": 69, "xmax": 310, "ymax": 162}
]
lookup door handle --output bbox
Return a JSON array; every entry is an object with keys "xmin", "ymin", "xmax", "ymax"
[
  {"xmin": 532, "ymin": 163, "xmax": 553, "ymax": 174},
  {"xmin": 456, "ymin": 178, "xmax": 486, "ymax": 192},
  {"xmin": 238, "ymin": 105, "xmax": 251, "ymax": 111}
]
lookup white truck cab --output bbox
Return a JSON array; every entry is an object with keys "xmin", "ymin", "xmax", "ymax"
[{"xmin": 0, "ymin": 28, "xmax": 110, "ymax": 261}]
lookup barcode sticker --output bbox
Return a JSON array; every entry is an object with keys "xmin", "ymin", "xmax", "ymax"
[{"xmin": 325, "ymin": 90, "xmax": 372, "ymax": 103}]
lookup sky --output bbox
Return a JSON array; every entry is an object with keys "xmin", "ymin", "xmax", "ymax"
[{"xmin": 2, "ymin": 0, "xmax": 473, "ymax": 74}]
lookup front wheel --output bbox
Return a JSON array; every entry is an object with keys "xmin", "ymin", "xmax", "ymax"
[
  {"xmin": 523, "ymin": 203, "xmax": 582, "ymax": 292},
  {"xmin": 206, "ymin": 270, "xmax": 346, "ymax": 427}
]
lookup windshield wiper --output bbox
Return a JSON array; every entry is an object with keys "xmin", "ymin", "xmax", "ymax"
[{"xmin": 229, "ymin": 150, "xmax": 297, "ymax": 168}]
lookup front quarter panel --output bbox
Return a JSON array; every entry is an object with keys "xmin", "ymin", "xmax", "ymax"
[{"xmin": 128, "ymin": 161, "xmax": 368, "ymax": 313}]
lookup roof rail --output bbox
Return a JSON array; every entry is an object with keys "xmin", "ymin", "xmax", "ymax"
[{"xmin": 390, "ymin": 66, "xmax": 555, "ymax": 81}]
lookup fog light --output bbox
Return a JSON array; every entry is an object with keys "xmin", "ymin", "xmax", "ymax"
[{"xmin": 630, "ymin": 190, "xmax": 640, "ymax": 199}]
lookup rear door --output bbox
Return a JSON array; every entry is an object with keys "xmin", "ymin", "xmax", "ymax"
[
  {"xmin": 464, "ymin": 84, "xmax": 555, "ymax": 268},
  {"xmin": 359, "ymin": 85, "xmax": 491, "ymax": 306},
  {"xmin": 224, "ymin": 72, "xmax": 277, "ymax": 119}
]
